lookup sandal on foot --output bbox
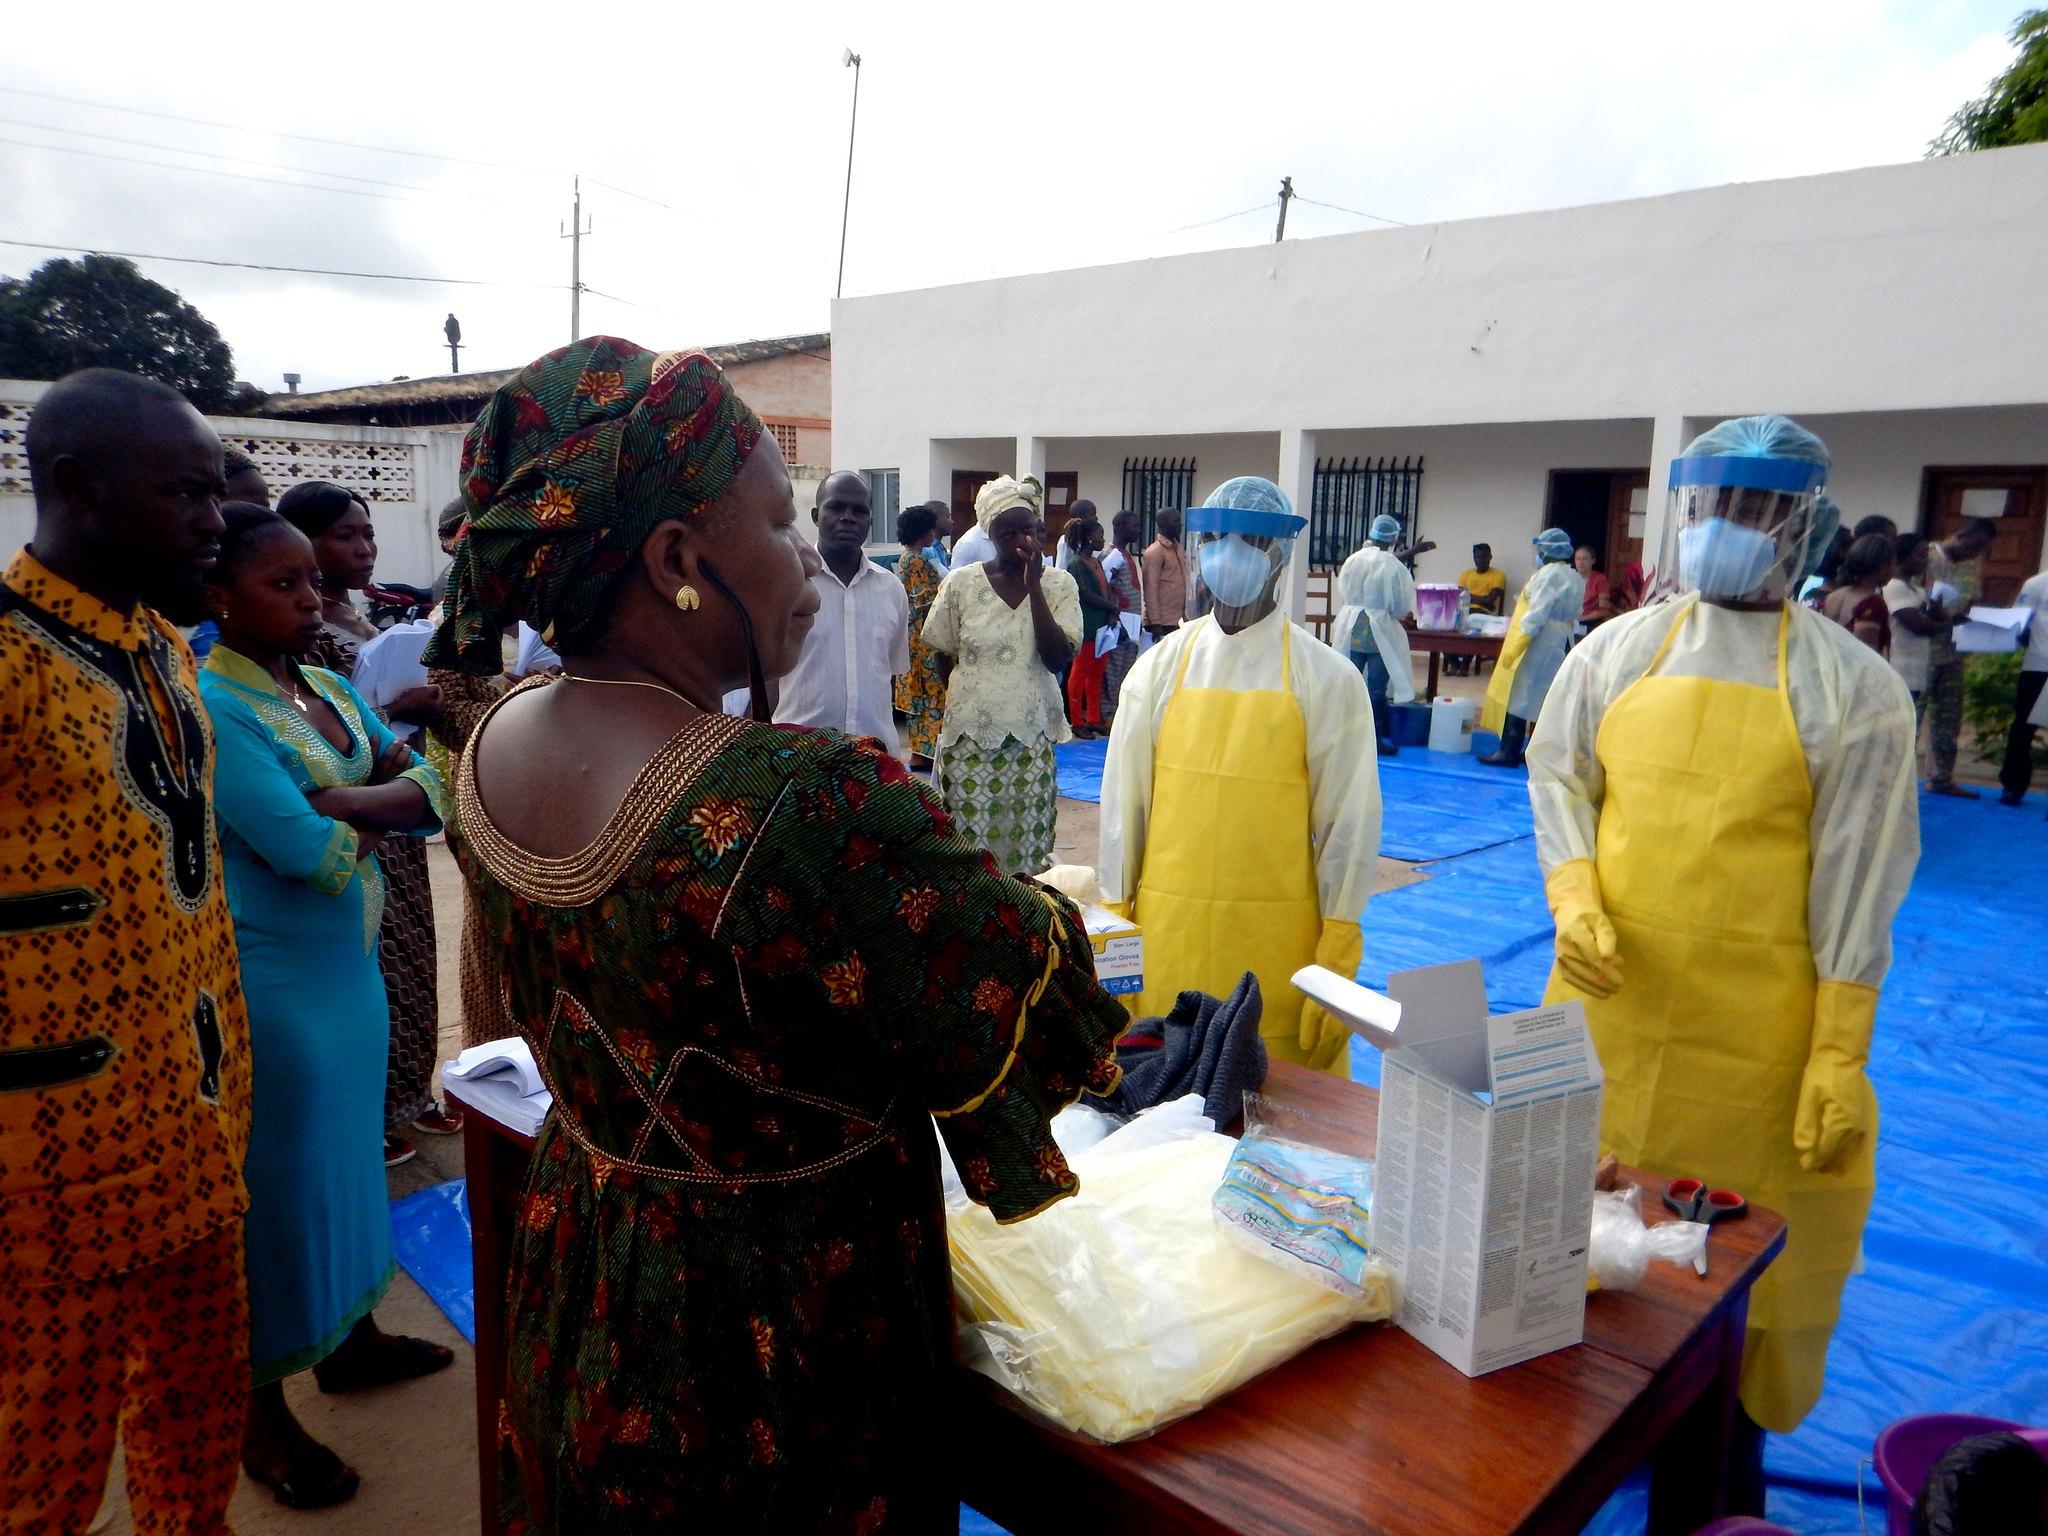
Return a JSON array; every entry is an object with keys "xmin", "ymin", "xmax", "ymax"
[
  {"xmin": 412, "ymin": 1105, "xmax": 464, "ymax": 1135},
  {"xmin": 245, "ymin": 1444, "xmax": 359, "ymax": 1509},
  {"xmin": 313, "ymin": 1333, "xmax": 455, "ymax": 1394}
]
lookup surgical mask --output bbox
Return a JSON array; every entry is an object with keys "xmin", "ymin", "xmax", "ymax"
[
  {"xmin": 1679, "ymin": 518, "xmax": 1778, "ymax": 599},
  {"xmin": 1198, "ymin": 535, "xmax": 1276, "ymax": 609}
]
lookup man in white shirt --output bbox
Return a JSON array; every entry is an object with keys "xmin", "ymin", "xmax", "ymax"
[
  {"xmin": 1999, "ymin": 565, "xmax": 2048, "ymax": 807},
  {"xmin": 951, "ymin": 497, "xmax": 999, "ymax": 567},
  {"xmin": 774, "ymin": 471, "xmax": 910, "ymax": 752}
]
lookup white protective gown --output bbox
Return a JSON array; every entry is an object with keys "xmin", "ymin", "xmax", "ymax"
[
  {"xmin": 1331, "ymin": 546, "xmax": 1418, "ymax": 705},
  {"xmin": 1527, "ymin": 599, "xmax": 1920, "ymax": 989},
  {"xmin": 1507, "ymin": 561, "xmax": 1585, "ymax": 719},
  {"xmin": 1099, "ymin": 606, "xmax": 1383, "ymax": 921}
]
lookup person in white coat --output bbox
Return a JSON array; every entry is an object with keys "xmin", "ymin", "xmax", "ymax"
[
  {"xmin": 1100, "ymin": 478, "xmax": 1382, "ymax": 1075},
  {"xmin": 1479, "ymin": 527, "xmax": 1584, "ymax": 767},
  {"xmin": 1333, "ymin": 513, "xmax": 1417, "ymax": 755}
]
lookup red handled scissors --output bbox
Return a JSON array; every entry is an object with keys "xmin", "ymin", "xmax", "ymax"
[{"xmin": 1663, "ymin": 1177, "xmax": 1747, "ymax": 1277}]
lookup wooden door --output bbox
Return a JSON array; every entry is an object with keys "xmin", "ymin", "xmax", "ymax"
[
  {"xmin": 1605, "ymin": 470, "xmax": 1652, "ymax": 574},
  {"xmin": 1921, "ymin": 466, "xmax": 2047, "ymax": 604},
  {"xmin": 1042, "ymin": 472, "xmax": 1081, "ymax": 543},
  {"xmin": 950, "ymin": 470, "xmax": 1000, "ymax": 544}
]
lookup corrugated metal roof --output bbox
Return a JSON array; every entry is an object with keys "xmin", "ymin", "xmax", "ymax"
[{"xmin": 262, "ymin": 332, "xmax": 830, "ymax": 418}]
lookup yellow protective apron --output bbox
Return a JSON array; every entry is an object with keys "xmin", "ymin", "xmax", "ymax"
[
  {"xmin": 1480, "ymin": 589, "xmax": 1534, "ymax": 735},
  {"xmin": 1132, "ymin": 620, "xmax": 1336, "ymax": 1073},
  {"xmin": 1546, "ymin": 602, "xmax": 1876, "ymax": 1432}
]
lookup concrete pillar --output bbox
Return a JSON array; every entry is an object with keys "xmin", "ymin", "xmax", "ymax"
[
  {"xmin": 1016, "ymin": 435, "xmax": 1048, "ymax": 485},
  {"xmin": 1641, "ymin": 411, "xmax": 1701, "ymax": 585},
  {"xmin": 1275, "ymin": 427, "xmax": 1318, "ymax": 623}
]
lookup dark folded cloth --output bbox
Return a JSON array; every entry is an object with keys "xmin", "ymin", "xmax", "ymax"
[{"xmin": 1104, "ymin": 972, "xmax": 1268, "ymax": 1125}]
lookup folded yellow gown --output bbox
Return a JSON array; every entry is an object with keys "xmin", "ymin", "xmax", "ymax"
[{"xmin": 949, "ymin": 1131, "xmax": 1391, "ymax": 1443}]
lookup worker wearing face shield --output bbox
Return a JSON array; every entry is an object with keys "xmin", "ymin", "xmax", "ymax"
[
  {"xmin": 1527, "ymin": 415, "xmax": 1918, "ymax": 1461},
  {"xmin": 1478, "ymin": 527, "xmax": 1585, "ymax": 767},
  {"xmin": 1333, "ymin": 513, "xmax": 1418, "ymax": 756},
  {"xmin": 1099, "ymin": 478, "xmax": 1382, "ymax": 1075}
]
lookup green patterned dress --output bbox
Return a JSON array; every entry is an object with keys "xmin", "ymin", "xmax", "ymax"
[{"xmin": 451, "ymin": 701, "xmax": 1125, "ymax": 1535}]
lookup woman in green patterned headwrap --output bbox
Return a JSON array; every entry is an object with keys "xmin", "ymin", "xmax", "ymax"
[{"xmin": 433, "ymin": 338, "xmax": 1126, "ymax": 1534}]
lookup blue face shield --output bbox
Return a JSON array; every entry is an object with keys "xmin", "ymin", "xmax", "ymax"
[{"xmin": 1198, "ymin": 535, "xmax": 1278, "ymax": 609}]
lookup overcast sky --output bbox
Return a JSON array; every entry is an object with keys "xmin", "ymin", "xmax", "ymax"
[{"xmin": 1, "ymin": 0, "xmax": 2024, "ymax": 394}]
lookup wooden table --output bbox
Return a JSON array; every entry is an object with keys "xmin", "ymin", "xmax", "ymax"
[
  {"xmin": 1407, "ymin": 629, "xmax": 1505, "ymax": 698},
  {"xmin": 455, "ymin": 1062, "xmax": 1782, "ymax": 1536}
]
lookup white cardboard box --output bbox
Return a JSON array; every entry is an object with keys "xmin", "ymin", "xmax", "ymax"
[
  {"xmin": 1081, "ymin": 906, "xmax": 1144, "ymax": 997},
  {"xmin": 1293, "ymin": 959, "xmax": 1602, "ymax": 1377}
]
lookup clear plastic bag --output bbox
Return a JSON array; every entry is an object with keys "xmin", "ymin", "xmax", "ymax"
[
  {"xmin": 1587, "ymin": 1185, "xmax": 1708, "ymax": 1291},
  {"xmin": 948, "ymin": 1098, "xmax": 1387, "ymax": 1443},
  {"xmin": 1212, "ymin": 1091, "xmax": 1390, "ymax": 1302}
]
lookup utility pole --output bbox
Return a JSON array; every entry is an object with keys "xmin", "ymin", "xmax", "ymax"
[
  {"xmin": 1274, "ymin": 176, "xmax": 1294, "ymax": 243},
  {"xmin": 561, "ymin": 176, "xmax": 591, "ymax": 341},
  {"xmin": 837, "ymin": 48, "xmax": 862, "ymax": 300}
]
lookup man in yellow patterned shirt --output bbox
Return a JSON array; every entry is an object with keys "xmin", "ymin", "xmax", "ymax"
[{"xmin": 0, "ymin": 369, "xmax": 252, "ymax": 1534}]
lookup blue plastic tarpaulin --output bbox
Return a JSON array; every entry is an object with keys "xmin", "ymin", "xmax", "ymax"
[
  {"xmin": 1052, "ymin": 736, "xmax": 1107, "ymax": 802},
  {"xmin": 1357, "ymin": 792, "xmax": 2048, "ymax": 1534},
  {"xmin": 1057, "ymin": 737, "xmax": 1533, "ymax": 863},
  {"xmin": 390, "ymin": 1177, "xmax": 477, "ymax": 1345}
]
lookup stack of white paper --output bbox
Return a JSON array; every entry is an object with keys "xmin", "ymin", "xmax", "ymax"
[
  {"xmin": 442, "ymin": 1037, "xmax": 551, "ymax": 1138},
  {"xmin": 1954, "ymin": 606, "xmax": 2031, "ymax": 655}
]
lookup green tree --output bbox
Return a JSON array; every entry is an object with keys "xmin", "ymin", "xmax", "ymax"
[
  {"xmin": 0, "ymin": 254, "xmax": 238, "ymax": 410},
  {"xmin": 1932, "ymin": 7, "xmax": 2048, "ymax": 153}
]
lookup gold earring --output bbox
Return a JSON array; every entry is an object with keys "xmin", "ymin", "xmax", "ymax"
[{"xmin": 674, "ymin": 584, "xmax": 700, "ymax": 612}]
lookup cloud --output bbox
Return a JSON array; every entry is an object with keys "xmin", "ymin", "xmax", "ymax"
[{"xmin": 1, "ymin": 0, "xmax": 2025, "ymax": 390}]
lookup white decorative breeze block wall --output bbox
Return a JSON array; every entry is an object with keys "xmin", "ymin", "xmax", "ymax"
[{"xmin": 1, "ymin": 380, "xmax": 459, "ymax": 588}]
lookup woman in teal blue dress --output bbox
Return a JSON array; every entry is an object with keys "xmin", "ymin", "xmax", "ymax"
[{"xmin": 198, "ymin": 504, "xmax": 453, "ymax": 1509}]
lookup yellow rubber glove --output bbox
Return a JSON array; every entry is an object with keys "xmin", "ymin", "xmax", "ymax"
[
  {"xmin": 1545, "ymin": 859, "xmax": 1623, "ymax": 999},
  {"xmin": 1299, "ymin": 918, "xmax": 1363, "ymax": 1070},
  {"xmin": 1796, "ymin": 980, "xmax": 1879, "ymax": 1173}
]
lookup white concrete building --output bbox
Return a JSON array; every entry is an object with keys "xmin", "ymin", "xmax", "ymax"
[{"xmin": 833, "ymin": 142, "xmax": 2048, "ymax": 623}]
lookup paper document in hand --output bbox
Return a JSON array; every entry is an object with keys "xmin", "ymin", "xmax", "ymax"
[
  {"xmin": 351, "ymin": 619, "xmax": 435, "ymax": 739},
  {"xmin": 1954, "ymin": 606, "xmax": 2031, "ymax": 654}
]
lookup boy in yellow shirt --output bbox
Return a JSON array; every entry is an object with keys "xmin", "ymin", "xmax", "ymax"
[{"xmin": 1450, "ymin": 543, "xmax": 1507, "ymax": 674}]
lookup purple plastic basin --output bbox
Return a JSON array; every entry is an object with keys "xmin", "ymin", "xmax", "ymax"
[{"xmin": 1872, "ymin": 1413, "xmax": 2041, "ymax": 1536}]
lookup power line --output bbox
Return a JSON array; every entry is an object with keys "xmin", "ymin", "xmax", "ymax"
[
  {"xmin": 0, "ymin": 236, "xmax": 562, "ymax": 290},
  {"xmin": 0, "ymin": 82, "xmax": 675, "ymax": 211},
  {"xmin": 0, "ymin": 134, "xmax": 418, "ymax": 203},
  {"xmin": 580, "ymin": 176, "xmax": 676, "ymax": 214},
  {"xmin": 580, "ymin": 285, "xmax": 666, "ymax": 314},
  {"xmin": 0, "ymin": 114, "xmax": 512, "ymax": 201},
  {"xmin": 0, "ymin": 81, "xmax": 545, "ymax": 176},
  {"xmin": 1159, "ymin": 202, "xmax": 1272, "ymax": 237},
  {"xmin": 1295, "ymin": 195, "xmax": 1408, "ymax": 228}
]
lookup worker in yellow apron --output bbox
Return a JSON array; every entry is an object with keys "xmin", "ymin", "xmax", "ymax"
[
  {"xmin": 1480, "ymin": 527, "xmax": 1583, "ymax": 766},
  {"xmin": 1528, "ymin": 415, "xmax": 1918, "ymax": 1483},
  {"xmin": 1099, "ymin": 478, "xmax": 1383, "ymax": 1073}
]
